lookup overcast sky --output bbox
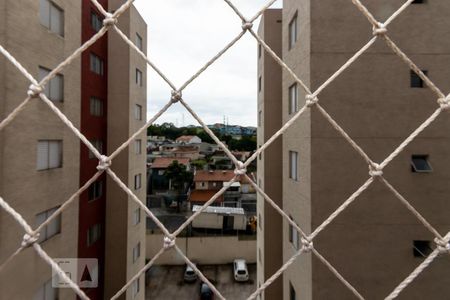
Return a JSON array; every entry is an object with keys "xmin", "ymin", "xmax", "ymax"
[{"xmin": 133, "ymin": 0, "xmax": 282, "ymax": 127}]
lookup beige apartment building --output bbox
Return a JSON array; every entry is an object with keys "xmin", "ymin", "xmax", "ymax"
[
  {"xmin": 256, "ymin": 8, "xmax": 284, "ymax": 300},
  {"xmin": 105, "ymin": 1, "xmax": 147, "ymax": 299},
  {"xmin": 259, "ymin": 1, "xmax": 450, "ymax": 299},
  {"xmin": 0, "ymin": 0, "xmax": 147, "ymax": 299}
]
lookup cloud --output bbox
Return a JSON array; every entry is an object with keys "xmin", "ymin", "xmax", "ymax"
[{"xmin": 134, "ymin": 0, "xmax": 282, "ymax": 127}]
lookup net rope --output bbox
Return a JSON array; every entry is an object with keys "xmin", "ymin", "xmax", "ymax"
[{"xmin": 0, "ymin": 0, "xmax": 449, "ymax": 299}]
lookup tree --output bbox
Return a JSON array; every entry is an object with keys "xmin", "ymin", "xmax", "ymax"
[{"xmin": 164, "ymin": 160, "xmax": 193, "ymax": 212}]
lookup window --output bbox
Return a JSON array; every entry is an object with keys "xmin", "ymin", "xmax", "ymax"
[
  {"xmin": 133, "ymin": 242, "xmax": 141, "ymax": 263},
  {"xmin": 88, "ymin": 181, "xmax": 103, "ymax": 201},
  {"xmin": 412, "ymin": 0, "xmax": 425, "ymax": 3},
  {"xmin": 258, "ymin": 213, "xmax": 262, "ymax": 230},
  {"xmin": 258, "ymin": 43, "xmax": 262, "ymax": 58},
  {"xmin": 258, "ymin": 248, "xmax": 262, "ymax": 263},
  {"xmin": 37, "ymin": 140, "xmax": 63, "ymax": 170},
  {"xmin": 33, "ymin": 278, "xmax": 58, "ymax": 300},
  {"xmin": 133, "ymin": 208, "xmax": 141, "ymax": 226},
  {"xmin": 410, "ymin": 70, "xmax": 427, "ymax": 88},
  {"xmin": 289, "ymin": 282, "xmax": 296, "ymax": 300},
  {"xmin": 87, "ymin": 224, "xmax": 101, "ymax": 246},
  {"xmin": 135, "ymin": 104, "xmax": 143, "ymax": 121},
  {"xmin": 413, "ymin": 240, "xmax": 432, "ymax": 257},
  {"xmin": 289, "ymin": 151, "xmax": 298, "ymax": 181},
  {"xmin": 288, "ymin": 13, "xmax": 298, "ymax": 50},
  {"xmin": 90, "ymin": 53, "xmax": 104, "ymax": 75},
  {"xmin": 39, "ymin": 67, "xmax": 64, "ymax": 102},
  {"xmin": 411, "ymin": 155, "xmax": 432, "ymax": 173},
  {"xmin": 136, "ymin": 69, "xmax": 143, "ymax": 86},
  {"xmin": 90, "ymin": 97, "xmax": 103, "ymax": 116},
  {"xmin": 91, "ymin": 10, "xmax": 102, "ymax": 32},
  {"xmin": 132, "ymin": 278, "xmax": 140, "ymax": 298},
  {"xmin": 258, "ymin": 76, "xmax": 262, "ymax": 92},
  {"xmin": 40, "ymin": 0, "xmax": 64, "ymax": 36},
  {"xmin": 89, "ymin": 139, "xmax": 103, "ymax": 159},
  {"xmin": 258, "ymin": 110, "xmax": 262, "ymax": 127},
  {"xmin": 288, "ymin": 216, "xmax": 299, "ymax": 250},
  {"xmin": 136, "ymin": 33, "xmax": 143, "ymax": 51},
  {"xmin": 134, "ymin": 174, "xmax": 142, "ymax": 190},
  {"xmin": 289, "ymin": 83, "xmax": 298, "ymax": 114},
  {"xmin": 36, "ymin": 207, "xmax": 61, "ymax": 243},
  {"xmin": 135, "ymin": 139, "xmax": 142, "ymax": 154}
]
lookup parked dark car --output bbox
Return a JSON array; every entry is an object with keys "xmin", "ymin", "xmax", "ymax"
[{"xmin": 200, "ymin": 282, "xmax": 213, "ymax": 300}]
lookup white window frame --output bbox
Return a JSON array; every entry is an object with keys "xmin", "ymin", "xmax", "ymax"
[
  {"xmin": 39, "ymin": 67, "xmax": 64, "ymax": 102},
  {"xmin": 288, "ymin": 12, "xmax": 298, "ymax": 50},
  {"xmin": 90, "ymin": 97, "xmax": 103, "ymax": 116},
  {"xmin": 88, "ymin": 180, "xmax": 103, "ymax": 201},
  {"xmin": 136, "ymin": 69, "xmax": 143, "ymax": 86},
  {"xmin": 289, "ymin": 83, "xmax": 298, "ymax": 114},
  {"xmin": 134, "ymin": 174, "xmax": 142, "ymax": 190},
  {"xmin": 133, "ymin": 242, "xmax": 141, "ymax": 263},
  {"xmin": 289, "ymin": 151, "xmax": 298, "ymax": 181},
  {"xmin": 132, "ymin": 208, "xmax": 141, "ymax": 226},
  {"xmin": 135, "ymin": 104, "xmax": 143, "ymax": 121},
  {"xmin": 132, "ymin": 278, "xmax": 140, "ymax": 298},
  {"xmin": 90, "ymin": 53, "xmax": 104, "ymax": 75},
  {"xmin": 40, "ymin": 0, "xmax": 64, "ymax": 37},
  {"xmin": 87, "ymin": 223, "xmax": 101, "ymax": 247},
  {"xmin": 136, "ymin": 33, "xmax": 143, "ymax": 51},
  {"xmin": 91, "ymin": 10, "xmax": 102, "ymax": 32},
  {"xmin": 37, "ymin": 140, "xmax": 63, "ymax": 171},
  {"xmin": 135, "ymin": 139, "xmax": 142, "ymax": 155},
  {"xmin": 36, "ymin": 207, "xmax": 61, "ymax": 243},
  {"xmin": 89, "ymin": 139, "xmax": 103, "ymax": 159}
]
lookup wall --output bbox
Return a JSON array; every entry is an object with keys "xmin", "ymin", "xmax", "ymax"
[{"xmin": 146, "ymin": 234, "xmax": 256, "ymax": 265}]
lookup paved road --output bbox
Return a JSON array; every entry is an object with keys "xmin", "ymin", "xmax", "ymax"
[{"xmin": 146, "ymin": 264, "xmax": 256, "ymax": 299}]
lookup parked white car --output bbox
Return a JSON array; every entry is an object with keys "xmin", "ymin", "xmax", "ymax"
[{"xmin": 233, "ymin": 259, "xmax": 249, "ymax": 282}]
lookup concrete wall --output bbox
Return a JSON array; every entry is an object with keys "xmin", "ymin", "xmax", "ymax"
[
  {"xmin": 257, "ymin": 9, "xmax": 284, "ymax": 300},
  {"xmin": 0, "ymin": 0, "xmax": 81, "ymax": 299},
  {"xmin": 146, "ymin": 234, "xmax": 256, "ymax": 265}
]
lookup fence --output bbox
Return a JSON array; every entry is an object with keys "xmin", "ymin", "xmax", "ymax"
[{"xmin": 1, "ymin": 0, "xmax": 450, "ymax": 299}]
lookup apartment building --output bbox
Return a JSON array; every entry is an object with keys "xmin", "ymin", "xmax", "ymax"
[
  {"xmin": 0, "ymin": 0, "xmax": 147, "ymax": 299},
  {"xmin": 260, "ymin": 1, "xmax": 450, "ymax": 299},
  {"xmin": 105, "ymin": 1, "xmax": 147, "ymax": 299},
  {"xmin": 256, "ymin": 8, "xmax": 284, "ymax": 300}
]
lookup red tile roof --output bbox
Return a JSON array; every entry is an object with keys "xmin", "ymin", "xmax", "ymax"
[
  {"xmin": 150, "ymin": 157, "xmax": 190, "ymax": 169},
  {"xmin": 189, "ymin": 190, "xmax": 224, "ymax": 203}
]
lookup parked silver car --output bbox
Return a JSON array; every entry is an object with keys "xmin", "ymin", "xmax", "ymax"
[{"xmin": 233, "ymin": 259, "xmax": 249, "ymax": 282}]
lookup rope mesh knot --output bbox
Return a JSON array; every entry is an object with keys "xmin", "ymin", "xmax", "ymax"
[
  {"xmin": 21, "ymin": 232, "xmax": 40, "ymax": 248},
  {"xmin": 163, "ymin": 236, "xmax": 175, "ymax": 249},
  {"xmin": 301, "ymin": 238, "xmax": 314, "ymax": 253},
  {"xmin": 97, "ymin": 155, "xmax": 111, "ymax": 171},
  {"xmin": 171, "ymin": 90, "xmax": 182, "ymax": 103},
  {"xmin": 234, "ymin": 161, "xmax": 247, "ymax": 176},
  {"xmin": 435, "ymin": 234, "xmax": 450, "ymax": 255},
  {"xmin": 27, "ymin": 84, "xmax": 43, "ymax": 98},
  {"xmin": 242, "ymin": 21, "xmax": 253, "ymax": 31},
  {"xmin": 438, "ymin": 96, "xmax": 450, "ymax": 110},
  {"xmin": 305, "ymin": 94, "xmax": 319, "ymax": 108},
  {"xmin": 369, "ymin": 163, "xmax": 383, "ymax": 177},
  {"xmin": 373, "ymin": 23, "xmax": 387, "ymax": 36},
  {"xmin": 103, "ymin": 13, "xmax": 118, "ymax": 27}
]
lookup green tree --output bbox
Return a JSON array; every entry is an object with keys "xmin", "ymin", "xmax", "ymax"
[{"xmin": 164, "ymin": 160, "xmax": 193, "ymax": 212}]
